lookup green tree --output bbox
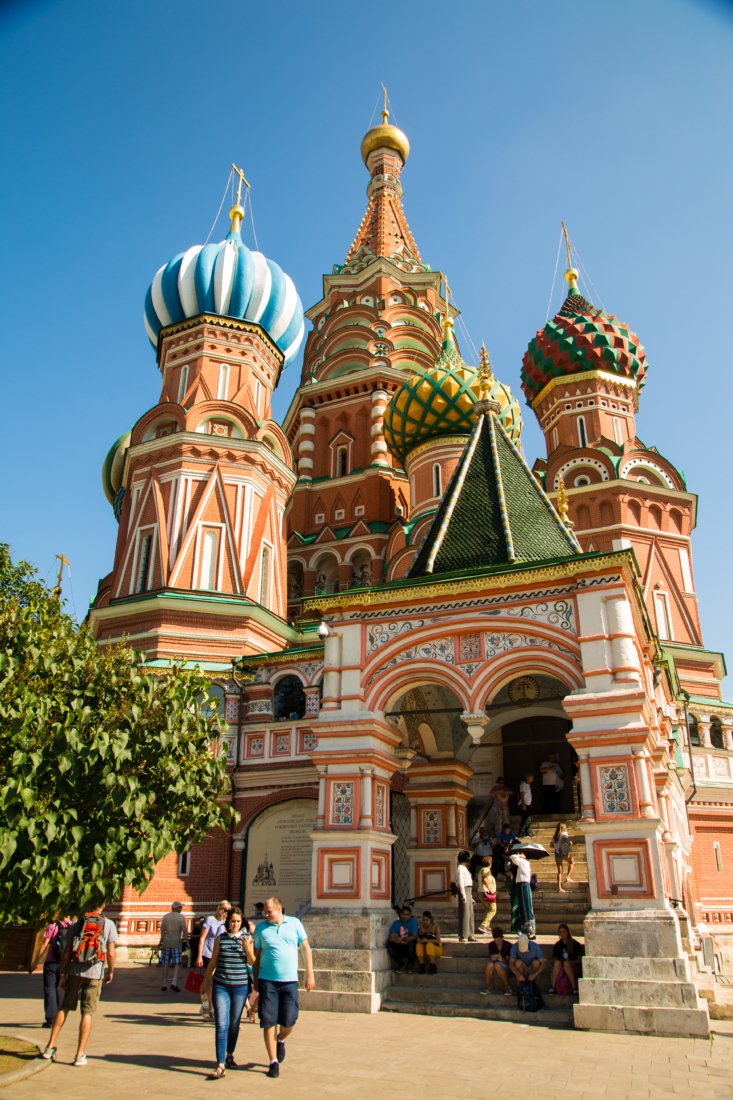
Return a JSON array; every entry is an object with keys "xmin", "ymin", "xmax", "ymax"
[{"xmin": 0, "ymin": 544, "xmax": 236, "ymax": 925}]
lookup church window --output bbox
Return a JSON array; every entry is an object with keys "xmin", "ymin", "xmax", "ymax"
[
  {"xmin": 200, "ymin": 529, "xmax": 219, "ymax": 590},
  {"xmin": 688, "ymin": 715, "xmax": 700, "ymax": 746},
  {"xmin": 260, "ymin": 546, "xmax": 270, "ymax": 606},
  {"xmin": 411, "ymin": 474, "xmax": 416, "ymax": 502},
  {"xmin": 636, "ymin": 476, "xmax": 650, "ymax": 484},
  {"xmin": 575, "ymin": 476, "xmax": 590, "ymax": 487},
  {"xmin": 654, "ymin": 593, "xmax": 672, "ymax": 641},
  {"xmin": 433, "ymin": 464, "xmax": 442, "ymax": 498},
  {"xmin": 389, "ymin": 295, "xmax": 402, "ymax": 305},
  {"xmin": 711, "ymin": 717, "xmax": 725, "ymax": 750},
  {"xmin": 679, "ymin": 547, "xmax": 694, "ymax": 592},
  {"xmin": 577, "ymin": 416, "xmax": 588, "ymax": 448},
  {"xmin": 628, "ymin": 500, "xmax": 642, "ymax": 525},
  {"xmin": 217, "ymin": 363, "xmax": 229, "ymax": 400},
  {"xmin": 178, "ymin": 851, "xmax": 190, "ymax": 876},
  {"xmin": 177, "ymin": 364, "xmax": 189, "ymax": 404},
  {"xmin": 315, "ymin": 512, "xmax": 325, "ymax": 524},
  {"xmin": 336, "ymin": 446, "xmax": 348, "ymax": 477},
  {"xmin": 613, "ymin": 417, "xmax": 623, "ymax": 445},
  {"xmin": 335, "ymin": 509, "xmax": 345, "ymax": 520},
  {"xmin": 136, "ymin": 533, "xmax": 153, "ymax": 593},
  {"xmin": 552, "ymin": 428, "xmax": 559, "ymax": 450},
  {"xmin": 649, "ymin": 505, "xmax": 663, "ymax": 530},
  {"xmin": 354, "ymin": 505, "xmax": 365, "ymax": 516},
  {"xmin": 361, "ymin": 296, "xmax": 374, "ymax": 306},
  {"xmin": 715, "ymin": 842, "xmax": 723, "ymax": 873},
  {"xmin": 273, "ymin": 675, "xmax": 306, "ymax": 722}
]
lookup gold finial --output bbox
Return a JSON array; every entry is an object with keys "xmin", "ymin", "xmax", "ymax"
[
  {"xmin": 229, "ymin": 163, "xmax": 250, "ymax": 233},
  {"xmin": 52, "ymin": 553, "xmax": 71, "ymax": 599},
  {"xmin": 381, "ymin": 81, "xmax": 389, "ymax": 125},
  {"xmin": 442, "ymin": 275, "xmax": 454, "ymax": 332},
  {"xmin": 477, "ymin": 345, "xmax": 495, "ymax": 401},
  {"xmin": 561, "ymin": 221, "xmax": 579, "ymax": 293},
  {"xmin": 556, "ymin": 477, "xmax": 569, "ymax": 521}
]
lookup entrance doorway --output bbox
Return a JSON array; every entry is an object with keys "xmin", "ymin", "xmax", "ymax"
[{"xmin": 501, "ymin": 716, "xmax": 576, "ymax": 817}]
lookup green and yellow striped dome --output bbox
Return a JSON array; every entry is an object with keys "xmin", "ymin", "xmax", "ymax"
[{"xmin": 383, "ymin": 328, "xmax": 522, "ymax": 465}]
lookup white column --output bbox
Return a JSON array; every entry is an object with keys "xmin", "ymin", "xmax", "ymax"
[
  {"xmin": 359, "ymin": 766, "xmax": 374, "ymax": 828},
  {"xmin": 297, "ymin": 408, "xmax": 315, "ymax": 479},
  {"xmin": 371, "ymin": 389, "xmax": 389, "ymax": 466},
  {"xmin": 633, "ymin": 749, "xmax": 656, "ymax": 818},
  {"xmin": 605, "ymin": 595, "xmax": 642, "ymax": 685},
  {"xmin": 321, "ymin": 629, "xmax": 342, "ymax": 713},
  {"xmin": 579, "ymin": 753, "xmax": 595, "ymax": 821},
  {"xmin": 315, "ymin": 765, "xmax": 328, "ymax": 829},
  {"xmin": 447, "ymin": 803, "xmax": 457, "ymax": 845}
]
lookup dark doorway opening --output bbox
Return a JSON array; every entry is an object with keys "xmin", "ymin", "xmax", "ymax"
[{"xmin": 501, "ymin": 715, "xmax": 576, "ymax": 817}]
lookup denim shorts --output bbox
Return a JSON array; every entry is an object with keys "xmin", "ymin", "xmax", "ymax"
[{"xmin": 258, "ymin": 978, "xmax": 299, "ymax": 1029}]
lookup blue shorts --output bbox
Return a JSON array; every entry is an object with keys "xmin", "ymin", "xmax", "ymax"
[{"xmin": 258, "ymin": 978, "xmax": 299, "ymax": 1029}]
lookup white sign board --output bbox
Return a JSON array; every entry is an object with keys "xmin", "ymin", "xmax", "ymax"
[{"xmin": 244, "ymin": 799, "xmax": 317, "ymax": 919}]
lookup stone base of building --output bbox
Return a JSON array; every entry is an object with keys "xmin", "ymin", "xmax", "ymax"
[
  {"xmin": 297, "ymin": 907, "xmax": 394, "ymax": 1014},
  {"xmin": 574, "ymin": 909, "xmax": 710, "ymax": 1039}
]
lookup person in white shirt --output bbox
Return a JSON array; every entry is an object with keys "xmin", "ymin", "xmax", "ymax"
[
  {"xmin": 455, "ymin": 851, "xmax": 476, "ymax": 942},
  {"xmin": 518, "ymin": 774, "xmax": 534, "ymax": 838},
  {"xmin": 509, "ymin": 849, "xmax": 536, "ymax": 937},
  {"xmin": 540, "ymin": 756, "xmax": 563, "ymax": 814}
]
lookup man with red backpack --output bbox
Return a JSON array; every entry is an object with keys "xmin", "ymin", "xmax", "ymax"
[{"xmin": 42, "ymin": 902, "xmax": 118, "ymax": 1066}]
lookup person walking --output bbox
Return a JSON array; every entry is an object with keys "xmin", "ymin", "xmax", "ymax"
[
  {"xmin": 31, "ymin": 918, "xmax": 73, "ymax": 1028},
  {"xmin": 477, "ymin": 856, "xmax": 497, "ymax": 934},
  {"xmin": 509, "ymin": 848, "xmax": 536, "ymax": 937},
  {"xmin": 196, "ymin": 900, "xmax": 230, "ymax": 969},
  {"xmin": 456, "ymin": 851, "xmax": 476, "ymax": 942},
  {"xmin": 488, "ymin": 777, "xmax": 513, "ymax": 835},
  {"xmin": 552, "ymin": 822, "xmax": 575, "ymax": 892},
  {"xmin": 41, "ymin": 903, "xmax": 117, "ymax": 1066},
  {"xmin": 540, "ymin": 755, "xmax": 563, "ymax": 814},
  {"xmin": 518, "ymin": 773, "xmax": 535, "ymax": 837},
  {"xmin": 158, "ymin": 901, "xmax": 187, "ymax": 992},
  {"xmin": 200, "ymin": 906, "xmax": 255, "ymax": 1079},
  {"xmin": 253, "ymin": 896, "xmax": 315, "ymax": 1079}
]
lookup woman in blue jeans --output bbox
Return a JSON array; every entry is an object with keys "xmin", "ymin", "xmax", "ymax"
[{"xmin": 201, "ymin": 907, "xmax": 255, "ymax": 1079}]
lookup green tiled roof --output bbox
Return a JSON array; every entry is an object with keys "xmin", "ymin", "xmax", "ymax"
[{"xmin": 408, "ymin": 412, "xmax": 581, "ymax": 578}]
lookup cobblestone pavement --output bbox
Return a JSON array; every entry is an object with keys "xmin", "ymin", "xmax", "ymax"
[{"xmin": 1, "ymin": 966, "xmax": 732, "ymax": 1099}]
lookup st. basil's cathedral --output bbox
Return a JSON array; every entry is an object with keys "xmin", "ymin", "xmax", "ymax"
[{"xmin": 89, "ymin": 107, "xmax": 733, "ymax": 1036}]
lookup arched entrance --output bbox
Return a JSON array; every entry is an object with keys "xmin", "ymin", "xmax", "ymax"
[{"xmin": 243, "ymin": 798, "xmax": 317, "ymax": 917}]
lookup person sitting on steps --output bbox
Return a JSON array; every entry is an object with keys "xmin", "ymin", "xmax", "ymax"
[
  {"xmin": 415, "ymin": 911, "xmax": 443, "ymax": 974},
  {"xmin": 386, "ymin": 906, "xmax": 419, "ymax": 974},
  {"xmin": 548, "ymin": 923, "xmax": 584, "ymax": 997},
  {"xmin": 509, "ymin": 932, "xmax": 546, "ymax": 988},
  {"xmin": 480, "ymin": 926, "xmax": 513, "ymax": 996}
]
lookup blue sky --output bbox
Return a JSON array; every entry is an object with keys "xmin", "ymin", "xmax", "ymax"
[{"xmin": 1, "ymin": 0, "xmax": 732, "ymax": 673}]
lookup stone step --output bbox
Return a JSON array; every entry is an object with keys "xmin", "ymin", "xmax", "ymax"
[
  {"xmin": 385, "ymin": 983, "xmax": 576, "ymax": 1009},
  {"xmin": 584, "ymin": 956, "xmax": 692, "ymax": 983},
  {"xmin": 578, "ymin": 977, "xmax": 701, "ymax": 1010},
  {"xmin": 574, "ymin": 1002, "xmax": 710, "ymax": 1039},
  {"xmin": 392, "ymin": 970, "xmax": 567, "ymax": 992},
  {"xmin": 381, "ymin": 998, "xmax": 574, "ymax": 1028}
]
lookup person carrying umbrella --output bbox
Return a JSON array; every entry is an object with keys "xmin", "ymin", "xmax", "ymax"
[{"xmin": 508, "ymin": 841, "xmax": 548, "ymax": 938}]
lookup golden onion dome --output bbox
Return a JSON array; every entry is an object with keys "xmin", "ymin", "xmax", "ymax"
[
  {"xmin": 361, "ymin": 108, "xmax": 410, "ymax": 165},
  {"xmin": 383, "ymin": 325, "xmax": 522, "ymax": 465}
]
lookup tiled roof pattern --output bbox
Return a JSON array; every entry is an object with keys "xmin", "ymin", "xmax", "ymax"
[{"xmin": 408, "ymin": 413, "xmax": 580, "ymax": 578}]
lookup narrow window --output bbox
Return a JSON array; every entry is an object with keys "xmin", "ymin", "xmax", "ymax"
[
  {"xmin": 433, "ymin": 464, "xmax": 442, "ymax": 498},
  {"xmin": 688, "ymin": 714, "xmax": 700, "ymax": 747},
  {"xmin": 714, "ymin": 842, "xmax": 723, "ymax": 874},
  {"xmin": 178, "ymin": 851, "xmax": 190, "ymax": 876},
  {"xmin": 200, "ymin": 529, "xmax": 218, "ymax": 590},
  {"xmin": 552, "ymin": 427, "xmax": 559, "ymax": 450},
  {"xmin": 654, "ymin": 593, "xmax": 671, "ymax": 641},
  {"xmin": 177, "ymin": 364, "xmax": 189, "ymax": 404},
  {"xmin": 679, "ymin": 547, "xmax": 694, "ymax": 592},
  {"xmin": 336, "ymin": 446, "xmax": 348, "ymax": 477},
  {"xmin": 613, "ymin": 416, "xmax": 623, "ymax": 445},
  {"xmin": 411, "ymin": 474, "xmax": 416, "ymax": 503},
  {"xmin": 217, "ymin": 363, "xmax": 229, "ymax": 400},
  {"xmin": 260, "ymin": 546, "xmax": 270, "ymax": 606},
  {"xmin": 711, "ymin": 717, "xmax": 725, "ymax": 750},
  {"xmin": 254, "ymin": 378, "xmax": 262, "ymax": 415},
  {"xmin": 136, "ymin": 533, "xmax": 153, "ymax": 593},
  {"xmin": 578, "ymin": 416, "xmax": 588, "ymax": 448}
]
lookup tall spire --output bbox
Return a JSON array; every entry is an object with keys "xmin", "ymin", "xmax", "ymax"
[
  {"xmin": 561, "ymin": 221, "xmax": 579, "ymax": 294},
  {"xmin": 342, "ymin": 98, "xmax": 428, "ymax": 275}
]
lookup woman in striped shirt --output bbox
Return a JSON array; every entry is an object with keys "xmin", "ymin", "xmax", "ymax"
[{"xmin": 201, "ymin": 907, "xmax": 255, "ymax": 1078}]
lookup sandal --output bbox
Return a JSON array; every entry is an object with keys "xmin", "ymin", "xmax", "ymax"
[
  {"xmin": 208, "ymin": 1066, "xmax": 226, "ymax": 1079},
  {"xmin": 225, "ymin": 1055, "xmax": 237, "ymax": 1069}
]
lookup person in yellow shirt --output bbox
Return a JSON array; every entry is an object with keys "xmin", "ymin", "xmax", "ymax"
[{"xmin": 415, "ymin": 912, "xmax": 443, "ymax": 974}]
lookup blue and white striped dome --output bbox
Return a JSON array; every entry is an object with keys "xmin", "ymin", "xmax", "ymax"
[{"xmin": 144, "ymin": 226, "xmax": 305, "ymax": 368}]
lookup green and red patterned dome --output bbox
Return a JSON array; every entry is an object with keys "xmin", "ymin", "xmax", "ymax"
[{"xmin": 521, "ymin": 291, "xmax": 648, "ymax": 405}]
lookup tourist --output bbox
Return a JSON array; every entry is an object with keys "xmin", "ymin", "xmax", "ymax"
[
  {"xmin": 251, "ymin": 902, "xmax": 265, "ymax": 923},
  {"xmin": 552, "ymin": 822, "xmax": 575, "ymax": 893},
  {"xmin": 488, "ymin": 776, "xmax": 513, "ymax": 834},
  {"xmin": 189, "ymin": 918, "xmax": 203, "ymax": 968},
  {"xmin": 480, "ymin": 926, "xmax": 513, "ymax": 996},
  {"xmin": 415, "ymin": 911, "xmax": 443, "ymax": 973},
  {"xmin": 31, "ymin": 917, "xmax": 73, "ymax": 1028},
  {"xmin": 549, "ymin": 923, "xmax": 585, "ymax": 996},
  {"xmin": 496, "ymin": 822, "xmax": 517, "ymax": 870},
  {"xmin": 477, "ymin": 856, "xmax": 497, "ymax": 934},
  {"xmin": 201, "ymin": 906, "xmax": 255, "ymax": 1078},
  {"xmin": 158, "ymin": 900, "xmax": 187, "ymax": 992},
  {"xmin": 456, "ymin": 850, "xmax": 477, "ymax": 942},
  {"xmin": 386, "ymin": 906, "xmax": 419, "ymax": 972},
  {"xmin": 540, "ymin": 754, "xmax": 564, "ymax": 813},
  {"xmin": 42, "ymin": 903, "xmax": 117, "ymax": 1066},
  {"xmin": 518, "ymin": 773, "xmax": 535, "ymax": 837},
  {"xmin": 509, "ymin": 932, "xmax": 546, "ymax": 986},
  {"xmin": 196, "ymin": 900, "xmax": 230, "ymax": 969},
  {"xmin": 253, "ymin": 896, "xmax": 315, "ymax": 1079},
  {"xmin": 509, "ymin": 847, "xmax": 536, "ymax": 937},
  {"xmin": 470, "ymin": 825, "xmax": 494, "ymax": 875}
]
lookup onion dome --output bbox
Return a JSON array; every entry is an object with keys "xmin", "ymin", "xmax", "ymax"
[
  {"xmin": 383, "ymin": 323, "xmax": 522, "ymax": 465},
  {"xmin": 101, "ymin": 430, "xmax": 131, "ymax": 519},
  {"xmin": 360, "ymin": 107, "xmax": 410, "ymax": 165},
  {"xmin": 143, "ymin": 205, "xmax": 305, "ymax": 368},
  {"xmin": 521, "ymin": 288, "xmax": 648, "ymax": 405}
]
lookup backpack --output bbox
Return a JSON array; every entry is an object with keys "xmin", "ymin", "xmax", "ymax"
[
  {"xmin": 517, "ymin": 979, "xmax": 544, "ymax": 1013},
  {"xmin": 50, "ymin": 928, "xmax": 65, "ymax": 963},
  {"xmin": 71, "ymin": 914, "xmax": 107, "ymax": 964}
]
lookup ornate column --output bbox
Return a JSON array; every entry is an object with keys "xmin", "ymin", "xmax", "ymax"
[
  {"xmin": 370, "ymin": 389, "xmax": 389, "ymax": 467},
  {"xmin": 632, "ymin": 749, "xmax": 656, "ymax": 818},
  {"xmin": 462, "ymin": 712, "xmax": 489, "ymax": 746},
  {"xmin": 321, "ymin": 628, "xmax": 342, "ymax": 713},
  {"xmin": 297, "ymin": 407, "xmax": 315, "ymax": 479},
  {"xmin": 315, "ymin": 764, "xmax": 328, "ymax": 829},
  {"xmin": 359, "ymin": 766, "xmax": 375, "ymax": 828},
  {"xmin": 304, "ymin": 686, "xmax": 321, "ymax": 719},
  {"xmin": 605, "ymin": 595, "xmax": 642, "ymax": 685},
  {"xmin": 244, "ymin": 683, "xmax": 273, "ymax": 722},
  {"xmin": 578, "ymin": 752, "xmax": 595, "ymax": 821}
]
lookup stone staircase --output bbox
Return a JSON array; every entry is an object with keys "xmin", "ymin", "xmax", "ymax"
[{"xmin": 380, "ymin": 814, "xmax": 591, "ymax": 1026}]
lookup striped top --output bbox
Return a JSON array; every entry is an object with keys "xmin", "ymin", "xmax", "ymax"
[{"xmin": 213, "ymin": 933, "xmax": 251, "ymax": 988}]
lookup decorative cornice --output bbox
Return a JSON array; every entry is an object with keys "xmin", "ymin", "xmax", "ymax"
[
  {"xmin": 531, "ymin": 369, "xmax": 638, "ymax": 411},
  {"xmin": 157, "ymin": 313, "xmax": 283, "ymax": 371},
  {"xmin": 238, "ymin": 646, "xmax": 324, "ymax": 667}
]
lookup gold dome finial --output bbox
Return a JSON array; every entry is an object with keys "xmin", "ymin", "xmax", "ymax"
[
  {"xmin": 478, "ymin": 344, "xmax": 495, "ymax": 401},
  {"xmin": 360, "ymin": 85, "xmax": 410, "ymax": 166},
  {"xmin": 228, "ymin": 163, "xmax": 250, "ymax": 233},
  {"xmin": 556, "ymin": 477, "xmax": 570, "ymax": 521},
  {"xmin": 442, "ymin": 275, "xmax": 454, "ymax": 334},
  {"xmin": 562, "ymin": 221, "xmax": 579, "ymax": 293}
]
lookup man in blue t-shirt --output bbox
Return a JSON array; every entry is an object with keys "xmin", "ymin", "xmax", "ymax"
[
  {"xmin": 253, "ymin": 897, "xmax": 314, "ymax": 1079},
  {"xmin": 509, "ymin": 933, "xmax": 546, "ymax": 985},
  {"xmin": 386, "ymin": 906, "xmax": 419, "ymax": 974}
]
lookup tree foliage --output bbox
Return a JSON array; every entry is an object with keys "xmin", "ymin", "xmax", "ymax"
[{"xmin": 0, "ymin": 544, "xmax": 236, "ymax": 925}]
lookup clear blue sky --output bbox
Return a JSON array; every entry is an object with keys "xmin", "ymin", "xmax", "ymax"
[{"xmin": 1, "ymin": 0, "xmax": 731, "ymax": 674}]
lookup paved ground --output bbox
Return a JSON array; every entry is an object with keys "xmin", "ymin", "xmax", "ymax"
[{"xmin": 1, "ymin": 965, "xmax": 732, "ymax": 1099}]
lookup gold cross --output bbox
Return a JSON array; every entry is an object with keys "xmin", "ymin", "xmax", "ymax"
[
  {"xmin": 381, "ymin": 82, "xmax": 389, "ymax": 124},
  {"xmin": 231, "ymin": 163, "xmax": 250, "ymax": 207},
  {"xmin": 53, "ymin": 554, "xmax": 71, "ymax": 598}
]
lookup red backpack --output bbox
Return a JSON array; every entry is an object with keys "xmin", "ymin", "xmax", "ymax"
[{"xmin": 71, "ymin": 914, "xmax": 107, "ymax": 964}]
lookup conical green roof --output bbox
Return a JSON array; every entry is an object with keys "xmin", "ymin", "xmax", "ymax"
[{"xmin": 408, "ymin": 411, "xmax": 580, "ymax": 577}]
